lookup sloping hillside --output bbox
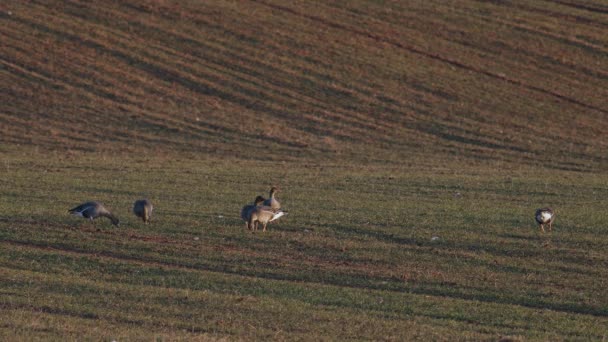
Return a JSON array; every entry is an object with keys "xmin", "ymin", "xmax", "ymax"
[{"xmin": 2, "ymin": 0, "xmax": 607, "ymax": 169}]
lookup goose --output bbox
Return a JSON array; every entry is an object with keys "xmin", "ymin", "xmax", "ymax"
[
  {"xmin": 241, "ymin": 195, "xmax": 266, "ymax": 227},
  {"xmin": 535, "ymin": 207, "xmax": 555, "ymax": 233},
  {"xmin": 248, "ymin": 205, "xmax": 286, "ymax": 232},
  {"xmin": 133, "ymin": 199, "xmax": 153, "ymax": 224},
  {"xmin": 263, "ymin": 186, "xmax": 281, "ymax": 210},
  {"xmin": 68, "ymin": 201, "xmax": 120, "ymax": 227}
]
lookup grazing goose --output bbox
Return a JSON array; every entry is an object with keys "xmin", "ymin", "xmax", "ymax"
[
  {"xmin": 248, "ymin": 205, "xmax": 286, "ymax": 232},
  {"xmin": 263, "ymin": 186, "xmax": 281, "ymax": 210},
  {"xmin": 535, "ymin": 207, "xmax": 555, "ymax": 233},
  {"xmin": 68, "ymin": 201, "xmax": 120, "ymax": 227},
  {"xmin": 241, "ymin": 195, "xmax": 266, "ymax": 227},
  {"xmin": 133, "ymin": 199, "xmax": 153, "ymax": 224}
]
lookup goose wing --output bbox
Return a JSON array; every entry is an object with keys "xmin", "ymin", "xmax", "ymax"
[
  {"xmin": 133, "ymin": 201, "xmax": 144, "ymax": 216},
  {"xmin": 81, "ymin": 204, "xmax": 100, "ymax": 218},
  {"xmin": 69, "ymin": 202, "xmax": 100, "ymax": 218},
  {"xmin": 241, "ymin": 204, "xmax": 254, "ymax": 221},
  {"xmin": 133, "ymin": 200, "xmax": 153, "ymax": 216},
  {"xmin": 69, "ymin": 201, "xmax": 98, "ymax": 213}
]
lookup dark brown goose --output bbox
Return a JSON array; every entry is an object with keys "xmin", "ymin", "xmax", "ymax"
[
  {"xmin": 241, "ymin": 196, "xmax": 265, "ymax": 227},
  {"xmin": 133, "ymin": 199, "xmax": 153, "ymax": 224},
  {"xmin": 68, "ymin": 201, "xmax": 120, "ymax": 227},
  {"xmin": 535, "ymin": 207, "xmax": 555, "ymax": 233}
]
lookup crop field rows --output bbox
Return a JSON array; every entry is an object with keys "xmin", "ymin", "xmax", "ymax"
[
  {"xmin": 0, "ymin": 152, "xmax": 607, "ymax": 339},
  {"xmin": 2, "ymin": 1, "xmax": 608, "ymax": 168}
]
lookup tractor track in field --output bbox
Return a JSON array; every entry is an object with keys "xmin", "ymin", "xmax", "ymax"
[
  {"xmin": 250, "ymin": 0, "xmax": 608, "ymax": 116},
  {"xmin": 2, "ymin": 237, "xmax": 607, "ymax": 318}
]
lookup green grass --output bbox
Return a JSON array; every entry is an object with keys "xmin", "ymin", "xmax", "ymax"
[{"xmin": 1, "ymin": 149, "xmax": 607, "ymax": 340}]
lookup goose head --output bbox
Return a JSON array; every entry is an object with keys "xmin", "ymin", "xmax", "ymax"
[
  {"xmin": 255, "ymin": 195, "xmax": 266, "ymax": 205},
  {"xmin": 111, "ymin": 217, "xmax": 121, "ymax": 227}
]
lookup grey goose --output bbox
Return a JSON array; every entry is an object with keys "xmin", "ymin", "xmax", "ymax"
[
  {"xmin": 133, "ymin": 199, "xmax": 153, "ymax": 224},
  {"xmin": 263, "ymin": 186, "xmax": 281, "ymax": 210},
  {"xmin": 68, "ymin": 201, "xmax": 120, "ymax": 227}
]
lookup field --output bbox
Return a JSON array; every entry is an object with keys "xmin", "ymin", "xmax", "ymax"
[
  {"xmin": 1, "ymin": 151, "xmax": 606, "ymax": 340},
  {"xmin": 2, "ymin": 0, "xmax": 608, "ymax": 340}
]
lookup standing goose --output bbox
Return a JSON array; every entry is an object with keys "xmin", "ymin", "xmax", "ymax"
[
  {"xmin": 68, "ymin": 201, "xmax": 120, "ymax": 227},
  {"xmin": 241, "ymin": 196, "xmax": 266, "ymax": 227},
  {"xmin": 133, "ymin": 199, "xmax": 153, "ymax": 224},
  {"xmin": 263, "ymin": 186, "xmax": 281, "ymax": 210},
  {"xmin": 535, "ymin": 207, "xmax": 555, "ymax": 233},
  {"xmin": 248, "ymin": 205, "xmax": 286, "ymax": 232}
]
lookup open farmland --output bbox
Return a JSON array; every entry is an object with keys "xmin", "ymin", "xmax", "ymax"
[
  {"xmin": 2, "ymin": 0, "xmax": 608, "ymax": 169},
  {"xmin": 1, "ymin": 0, "xmax": 608, "ymax": 340},
  {"xmin": 1, "ymin": 152, "xmax": 607, "ymax": 340}
]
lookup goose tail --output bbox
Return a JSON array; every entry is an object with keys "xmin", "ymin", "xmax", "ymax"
[{"xmin": 270, "ymin": 211, "xmax": 287, "ymax": 222}]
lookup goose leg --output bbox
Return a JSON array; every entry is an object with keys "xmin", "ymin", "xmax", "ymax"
[{"xmin": 539, "ymin": 224, "xmax": 545, "ymax": 233}]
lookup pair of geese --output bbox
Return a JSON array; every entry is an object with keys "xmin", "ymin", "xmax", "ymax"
[
  {"xmin": 241, "ymin": 187, "xmax": 287, "ymax": 232},
  {"xmin": 68, "ymin": 199, "xmax": 153, "ymax": 227},
  {"xmin": 242, "ymin": 201, "xmax": 552, "ymax": 234}
]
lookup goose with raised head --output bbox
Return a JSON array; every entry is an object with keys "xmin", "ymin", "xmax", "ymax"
[
  {"xmin": 248, "ymin": 205, "xmax": 286, "ymax": 232},
  {"xmin": 241, "ymin": 195, "xmax": 265, "ymax": 227},
  {"xmin": 535, "ymin": 207, "xmax": 555, "ymax": 233},
  {"xmin": 68, "ymin": 201, "xmax": 120, "ymax": 227},
  {"xmin": 133, "ymin": 199, "xmax": 153, "ymax": 224},
  {"xmin": 263, "ymin": 186, "xmax": 281, "ymax": 210}
]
